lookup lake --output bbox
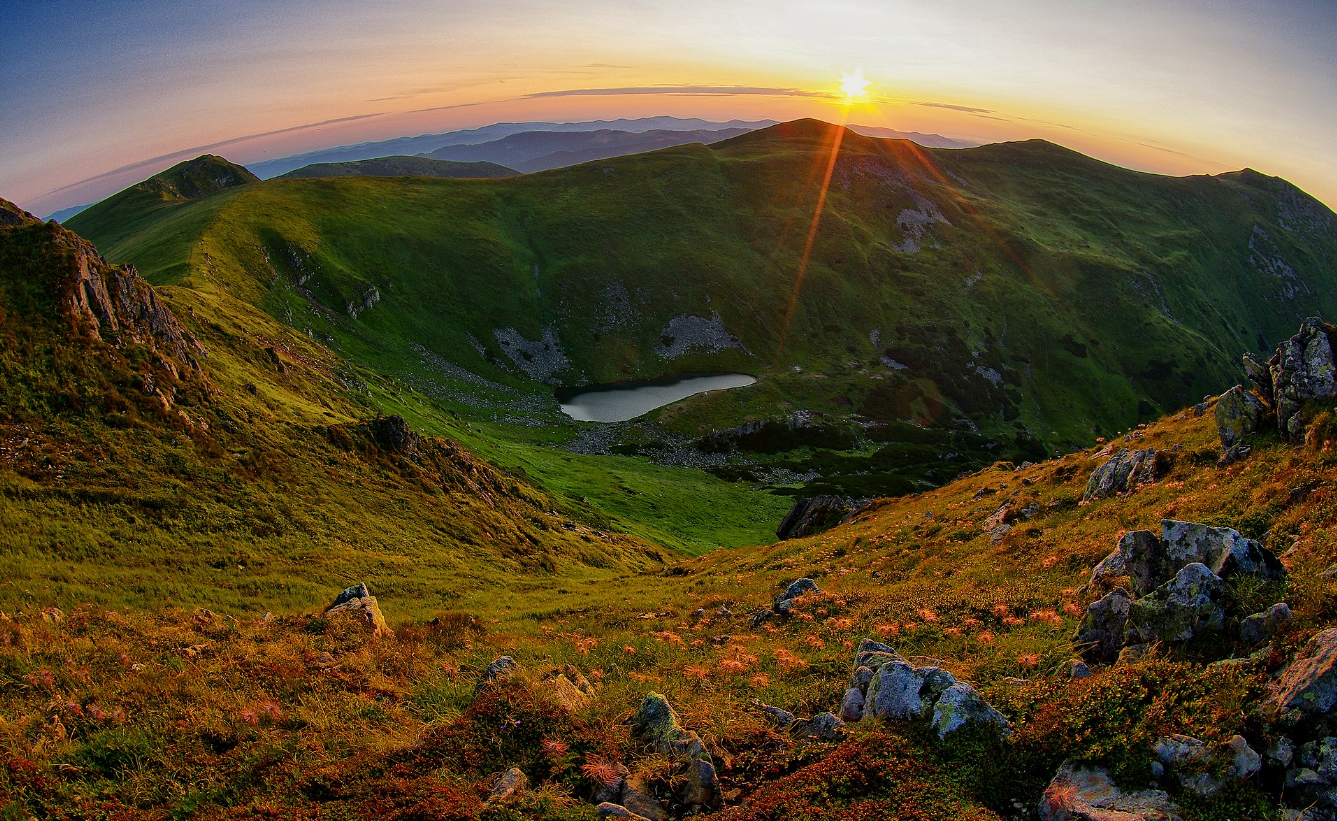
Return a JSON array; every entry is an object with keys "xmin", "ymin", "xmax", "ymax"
[{"xmin": 557, "ymin": 373, "xmax": 757, "ymax": 423}]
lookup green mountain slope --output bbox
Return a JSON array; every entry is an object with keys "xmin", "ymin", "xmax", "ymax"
[
  {"xmin": 69, "ymin": 119, "xmax": 1337, "ymax": 487},
  {"xmin": 278, "ymin": 155, "xmax": 518, "ymax": 180}
]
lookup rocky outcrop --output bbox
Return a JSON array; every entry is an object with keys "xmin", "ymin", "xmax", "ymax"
[
  {"xmin": 630, "ymin": 693, "xmax": 722, "ymax": 810},
  {"xmin": 1038, "ymin": 762, "xmax": 1180, "ymax": 821},
  {"xmin": 776, "ymin": 497, "xmax": 860, "ymax": 540},
  {"xmin": 847, "ymin": 639, "xmax": 1009, "ymax": 739},
  {"xmin": 1079, "ymin": 520, "xmax": 1284, "ymax": 662},
  {"xmin": 322, "ymin": 582, "xmax": 393, "ymax": 638},
  {"xmin": 1272, "ymin": 318, "xmax": 1337, "ymax": 439},
  {"xmin": 1084, "ymin": 448, "xmax": 1158, "ymax": 501}
]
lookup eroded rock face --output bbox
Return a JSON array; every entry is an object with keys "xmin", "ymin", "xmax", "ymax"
[
  {"xmin": 1273, "ymin": 629, "xmax": 1337, "ymax": 714},
  {"xmin": 1084, "ymin": 448, "xmax": 1158, "ymax": 502},
  {"xmin": 776, "ymin": 498, "xmax": 857, "ymax": 539},
  {"xmin": 1272, "ymin": 317, "xmax": 1337, "ymax": 439},
  {"xmin": 1089, "ymin": 530, "xmax": 1161, "ymax": 596},
  {"xmin": 1038, "ymin": 762, "xmax": 1180, "ymax": 821},
  {"xmin": 1075, "ymin": 588, "xmax": 1131, "ymax": 663},
  {"xmin": 1215, "ymin": 386, "xmax": 1267, "ymax": 449}
]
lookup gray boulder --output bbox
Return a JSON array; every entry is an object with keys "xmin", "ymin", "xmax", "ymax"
[
  {"xmin": 621, "ymin": 775, "xmax": 668, "ymax": 821},
  {"xmin": 1273, "ymin": 629, "xmax": 1337, "ymax": 714},
  {"xmin": 1088, "ymin": 530, "xmax": 1162, "ymax": 596},
  {"xmin": 1161, "ymin": 520, "xmax": 1285, "ymax": 581},
  {"xmin": 1038, "ymin": 762, "xmax": 1180, "ymax": 821},
  {"xmin": 1241, "ymin": 603, "xmax": 1293, "ymax": 643},
  {"xmin": 1272, "ymin": 317, "xmax": 1337, "ymax": 439},
  {"xmin": 776, "ymin": 497, "xmax": 859, "ymax": 539},
  {"xmin": 1128, "ymin": 563, "xmax": 1224, "ymax": 644},
  {"xmin": 1084, "ymin": 448, "xmax": 1158, "ymax": 502},
  {"xmin": 1215, "ymin": 385, "xmax": 1267, "ymax": 449},
  {"xmin": 757, "ymin": 702, "xmax": 796, "ymax": 729},
  {"xmin": 775, "ymin": 577, "xmax": 819, "ymax": 610},
  {"xmin": 1075, "ymin": 587, "xmax": 1131, "ymax": 663},
  {"xmin": 931, "ymin": 681, "xmax": 1010, "ymax": 738},
  {"xmin": 1225, "ymin": 735, "xmax": 1262, "ymax": 779},
  {"xmin": 866, "ymin": 658, "xmax": 954, "ymax": 720},
  {"xmin": 793, "ymin": 711, "xmax": 846, "ymax": 741}
]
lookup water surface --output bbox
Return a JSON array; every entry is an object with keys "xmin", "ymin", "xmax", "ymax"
[{"xmin": 558, "ymin": 373, "xmax": 756, "ymax": 423}]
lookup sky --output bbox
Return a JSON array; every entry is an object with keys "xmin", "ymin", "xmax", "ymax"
[{"xmin": 3, "ymin": 0, "xmax": 1336, "ymax": 217}]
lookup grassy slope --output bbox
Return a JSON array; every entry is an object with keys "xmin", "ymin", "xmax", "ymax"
[
  {"xmin": 3, "ymin": 401, "xmax": 1332, "ymax": 818},
  {"xmin": 277, "ymin": 156, "xmax": 518, "ymax": 179}
]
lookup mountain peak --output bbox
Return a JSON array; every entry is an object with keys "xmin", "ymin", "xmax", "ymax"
[
  {"xmin": 0, "ymin": 196, "xmax": 41, "ymax": 228},
  {"xmin": 137, "ymin": 154, "xmax": 258, "ymax": 202}
]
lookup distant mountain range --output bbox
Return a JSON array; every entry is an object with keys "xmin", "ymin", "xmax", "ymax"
[
  {"xmin": 421, "ymin": 127, "xmax": 755, "ymax": 173},
  {"xmin": 277, "ymin": 156, "xmax": 517, "ymax": 180}
]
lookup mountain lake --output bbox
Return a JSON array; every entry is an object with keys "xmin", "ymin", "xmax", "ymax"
[{"xmin": 557, "ymin": 373, "xmax": 756, "ymax": 422}]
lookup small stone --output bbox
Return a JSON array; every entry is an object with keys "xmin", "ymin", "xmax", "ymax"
[
  {"xmin": 1070, "ymin": 660, "xmax": 1092, "ymax": 680},
  {"xmin": 487, "ymin": 768, "xmax": 528, "ymax": 804},
  {"xmin": 478, "ymin": 656, "xmax": 520, "ymax": 688},
  {"xmin": 621, "ymin": 775, "xmax": 668, "ymax": 821},
  {"xmin": 1225, "ymin": 735, "xmax": 1262, "ymax": 779},
  {"xmin": 850, "ymin": 665, "xmax": 875, "ymax": 692},
  {"xmin": 1269, "ymin": 736, "xmax": 1296, "ymax": 767},
  {"xmin": 794, "ymin": 711, "xmax": 845, "ymax": 741},
  {"xmin": 758, "ymin": 703, "xmax": 796, "ymax": 729},
  {"xmin": 322, "ymin": 582, "xmax": 393, "ymax": 638}
]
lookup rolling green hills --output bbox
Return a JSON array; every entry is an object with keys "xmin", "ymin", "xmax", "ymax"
[
  {"xmin": 277, "ymin": 155, "xmax": 518, "ymax": 180},
  {"xmin": 66, "ymin": 119, "xmax": 1337, "ymax": 499}
]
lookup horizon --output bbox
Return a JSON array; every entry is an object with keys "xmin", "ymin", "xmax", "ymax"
[{"xmin": 3, "ymin": 0, "xmax": 1336, "ymax": 216}]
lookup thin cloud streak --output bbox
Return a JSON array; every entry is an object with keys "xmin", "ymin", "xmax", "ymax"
[{"xmin": 525, "ymin": 85, "xmax": 837, "ymax": 100}]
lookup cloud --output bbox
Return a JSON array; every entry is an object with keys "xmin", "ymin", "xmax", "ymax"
[
  {"xmin": 914, "ymin": 101, "xmax": 997, "ymax": 115},
  {"xmin": 524, "ymin": 85, "xmax": 837, "ymax": 100},
  {"xmin": 41, "ymin": 112, "xmax": 387, "ymax": 197}
]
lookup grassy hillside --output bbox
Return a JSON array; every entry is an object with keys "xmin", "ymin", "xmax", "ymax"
[
  {"xmin": 3, "ymin": 386, "xmax": 1334, "ymax": 818},
  {"xmin": 278, "ymin": 156, "xmax": 517, "ymax": 180}
]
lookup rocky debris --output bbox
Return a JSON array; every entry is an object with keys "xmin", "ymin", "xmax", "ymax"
[
  {"xmin": 322, "ymin": 582, "xmax": 393, "ymax": 638},
  {"xmin": 1243, "ymin": 352, "xmax": 1274, "ymax": 403},
  {"xmin": 1272, "ymin": 318, "xmax": 1337, "ymax": 439},
  {"xmin": 1038, "ymin": 762, "xmax": 1179, "ymax": 821},
  {"xmin": 1241, "ymin": 603, "xmax": 1294, "ymax": 643},
  {"xmin": 478, "ymin": 656, "xmax": 520, "ymax": 689},
  {"xmin": 776, "ymin": 497, "xmax": 860, "ymax": 540},
  {"xmin": 654, "ymin": 312, "xmax": 747, "ymax": 359},
  {"xmin": 1272, "ymin": 629, "xmax": 1337, "ymax": 714},
  {"xmin": 493, "ymin": 326, "xmax": 570, "ymax": 382},
  {"xmin": 487, "ymin": 768, "xmax": 528, "ymax": 804},
  {"xmin": 1215, "ymin": 385, "xmax": 1267, "ymax": 449},
  {"xmin": 792, "ymin": 711, "xmax": 846, "ymax": 741},
  {"xmin": 1153, "ymin": 734, "xmax": 1223, "ymax": 796},
  {"xmin": 1225, "ymin": 735, "xmax": 1263, "ymax": 779},
  {"xmin": 1282, "ymin": 737, "xmax": 1337, "ymax": 813},
  {"xmin": 848, "ymin": 639, "xmax": 1009, "ymax": 739},
  {"xmin": 1127, "ymin": 563, "xmax": 1225, "ymax": 645},
  {"xmin": 542, "ymin": 663, "xmax": 595, "ymax": 711},
  {"xmin": 1218, "ymin": 443, "xmax": 1251, "ymax": 467},
  {"xmin": 597, "ymin": 802, "xmax": 653, "ymax": 821},
  {"xmin": 1074, "ymin": 588, "xmax": 1131, "ymax": 663},
  {"xmin": 1084, "ymin": 448, "xmax": 1158, "ymax": 502}
]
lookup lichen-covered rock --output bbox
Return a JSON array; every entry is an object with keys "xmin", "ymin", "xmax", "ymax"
[
  {"xmin": 621, "ymin": 775, "xmax": 668, "ymax": 821},
  {"xmin": 323, "ymin": 582, "xmax": 393, "ymax": 638},
  {"xmin": 1241, "ymin": 603, "xmax": 1293, "ymax": 643},
  {"xmin": 1273, "ymin": 317, "xmax": 1337, "ymax": 439},
  {"xmin": 1084, "ymin": 448, "xmax": 1158, "ymax": 501},
  {"xmin": 1128, "ymin": 563, "xmax": 1224, "ymax": 644},
  {"xmin": 866, "ymin": 658, "xmax": 954, "ymax": 720},
  {"xmin": 1161, "ymin": 520, "xmax": 1285, "ymax": 581},
  {"xmin": 1075, "ymin": 587, "xmax": 1131, "ymax": 663},
  {"xmin": 1273, "ymin": 629, "xmax": 1337, "ymax": 714},
  {"xmin": 839, "ymin": 687, "xmax": 865, "ymax": 722},
  {"xmin": 632, "ymin": 692, "xmax": 684, "ymax": 750},
  {"xmin": 1089, "ymin": 530, "xmax": 1162, "ymax": 596},
  {"xmin": 478, "ymin": 655, "xmax": 520, "ymax": 688},
  {"xmin": 1038, "ymin": 762, "xmax": 1180, "ymax": 821},
  {"xmin": 1215, "ymin": 385, "xmax": 1267, "ymax": 449},
  {"xmin": 931, "ymin": 681, "xmax": 1010, "ymax": 738}
]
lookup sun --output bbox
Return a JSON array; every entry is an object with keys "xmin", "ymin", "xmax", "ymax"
[{"xmin": 839, "ymin": 69, "xmax": 872, "ymax": 100}]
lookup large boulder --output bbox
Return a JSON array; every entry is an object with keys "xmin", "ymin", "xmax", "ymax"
[
  {"xmin": 866, "ymin": 658, "xmax": 955, "ymax": 720},
  {"xmin": 1214, "ymin": 385, "xmax": 1267, "ymax": 449},
  {"xmin": 1089, "ymin": 530, "xmax": 1162, "ymax": 596},
  {"xmin": 632, "ymin": 692, "xmax": 686, "ymax": 752},
  {"xmin": 1272, "ymin": 317, "xmax": 1337, "ymax": 439},
  {"xmin": 1273, "ymin": 629, "xmax": 1337, "ymax": 714},
  {"xmin": 1127, "ymin": 563, "xmax": 1224, "ymax": 644},
  {"xmin": 1084, "ymin": 448, "xmax": 1158, "ymax": 502},
  {"xmin": 1161, "ymin": 520, "xmax": 1284, "ymax": 581},
  {"xmin": 1038, "ymin": 762, "xmax": 1180, "ymax": 821},
  {"xmin": 323, "ymin": 582, "xmax": 393, "ymax": 638},
  {"xmin": 858, "ymin": 641, "xmax": 1009, "ymax": 738},
  {"xmin": 1075, "ymin": 587, "xmax": 1132, "ymax": 663}
]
